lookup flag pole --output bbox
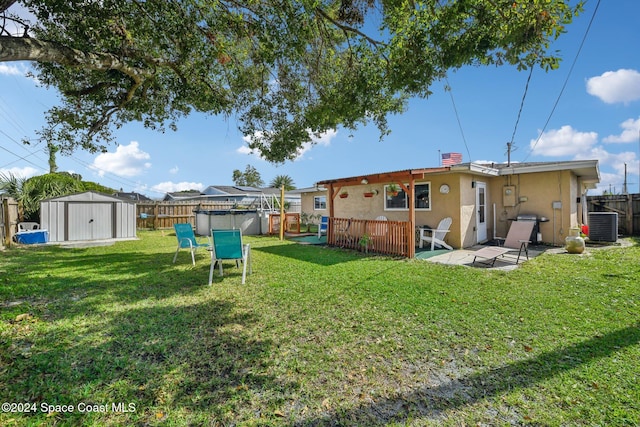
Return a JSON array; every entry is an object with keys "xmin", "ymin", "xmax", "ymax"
[{"xmin": 438, "ymin": 150, "xmax": 441, "ymax": 166}]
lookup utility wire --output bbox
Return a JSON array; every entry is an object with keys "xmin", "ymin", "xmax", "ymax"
[
  {"xmin": 1, "ymin": 127, "xmax": 147, "ymax": 192},
  {"xmin": 509, "ymin": 66, "xmax": 534, "ymax": 149},
  {"xmin": 522, "ymin": 0, "xmax": 601, "ymax": 161},
  {"xmin": 443, "ymin": 76, "xmax": 472, "ymax": 162},
  {"xmin": 64, "ymin": 154, "xmax": 147, "ymax": 191},
  {"xmin": 0, "ymin": 141, "xmax": 47, "ymax": 172}
]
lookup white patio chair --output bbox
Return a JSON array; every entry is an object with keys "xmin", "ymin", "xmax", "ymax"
[{"xmin": 419, "ymin": 217, "xmax": 453, "ymax": 251}]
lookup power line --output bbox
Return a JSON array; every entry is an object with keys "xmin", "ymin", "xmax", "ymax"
[
  {"xmin": 508, "ymin": 66, "xmax": 534, "ymax": 151},
  {"xmin": 0, "ymin": 126, "xmax": 51, "ymax": 169},
  {"xmin": 63, "ymin": 154, "xmax": 146, "ymax": 191},
  {"xmin": 523, "ymin": 0, "xmax": 601, "ymax": 161},
  {"xmin": 0, "ymin": 141, "xmax": 47, "ymax": 172},
  {"xmin": 443, "ymin": 77, "xmax": 472, "ymax": 162}
]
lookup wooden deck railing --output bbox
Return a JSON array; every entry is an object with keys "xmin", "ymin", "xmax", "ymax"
[{"xmin": 327, "ymin": 217, "xmax": 412, "ymax": 257}]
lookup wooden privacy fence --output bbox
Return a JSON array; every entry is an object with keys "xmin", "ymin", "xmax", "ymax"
[
  {"xmin": 587, "ymin": 193, "xmax": 639, "ymax": 236},
  {"xmin": 136, "ymin": 201, "xmax": 301, "ymax": 230},
  {"xmin": 327, "ymin": 217, "xmax": 412, "ymax": 257},
  {"xmin": 1, "ymin": 196, "xmax": 19, "ymax": 247}
]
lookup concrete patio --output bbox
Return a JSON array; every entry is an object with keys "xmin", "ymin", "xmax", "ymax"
[{"xmin": 418, "ymin": 244, "xmax": 549, "ymax": 271}]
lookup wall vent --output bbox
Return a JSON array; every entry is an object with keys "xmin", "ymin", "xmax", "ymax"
[{"xmin": 588, "ymin": 212, "xmax": 618, "ymax": 242}]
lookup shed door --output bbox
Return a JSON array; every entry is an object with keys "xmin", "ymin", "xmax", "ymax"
[{"xmin": 67, "ymin": 203, "xmax": 114, "ymax": 241}]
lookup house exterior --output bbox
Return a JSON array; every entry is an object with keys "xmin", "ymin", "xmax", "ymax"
[
  {"xmin": 308, "ymin": 160, "xmax": 600, "ymax": 257},
  {"xmin": 292, "ymin": 186, "xmax": 328, "ymax": 216}
]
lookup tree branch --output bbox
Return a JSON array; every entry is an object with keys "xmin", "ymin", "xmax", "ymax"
[
  {"xmin": 314, "ymin": 7, "xmax": 383, "ymax": 48},
  {"xmin": 0, "ymin": 36, "xmax": 149, "ymax": 83},
  {"xmin": 0, "ymin": 0, "xmax": 17, "ymax": 14}
]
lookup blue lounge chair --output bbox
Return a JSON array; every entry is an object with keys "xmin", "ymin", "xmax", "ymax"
[
  {"xmin": 173, "ymin": 223, "xmax": 211, "ymax": 265},
  {"xmin": 209, "ymin": 229, "xmax": 251, "ymax": 284},
  {"xmin": 318, "ymin": 216, "xmax": 328, "ymax": 239}
]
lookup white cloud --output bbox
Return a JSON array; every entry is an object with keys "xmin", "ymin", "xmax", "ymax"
[
  {"xmin": 0, "ymin": 64, "xmax": 23, "ymax": 76},
  {"xmin": 574, "ymin": 145, "xmax": 638, "ymax": 195},
  {"xmin": 586, "ymin": 69, "xmax": 640, "ymax": 104},
  {"xmin": 239, "ymin": 129, "xmax": 338, "ymax": 160},
  {"xmin": 237, "ymin": 144, "xmax": 255, "ymax": 156},
  {"xmin": 151, "ymin": 181, "xmax": 204, "ymax": 193},
  {"xmin": 0, "ymin": 166, "xmax": 39, "ymax": 179},
  {"xmin": 574, "ymin": 146, "xmax": 637, "ymax": 175},
  {"xmin": 169, "ymin": 166, "xmax": 179, "ymax": 174},
  {"xmin": 603, "ymin": 117, "xmax": 640, "ymax": 143},
  {"xmin": 529, "ymin": 125, "xmax": 598, "ymax": 157},
  {"xmin": 91, "ymin": 141, "xmax": 151, "ymax": 177}
]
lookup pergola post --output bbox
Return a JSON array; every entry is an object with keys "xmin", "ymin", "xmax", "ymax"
[{"xmin": 408, "ymin": 175, "xmax": 416, "ymax": 258}]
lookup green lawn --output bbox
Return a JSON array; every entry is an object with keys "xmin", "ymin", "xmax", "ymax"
[{"xmin": 1, "ymin": 231, "xmax": 639, "ymax": 426}]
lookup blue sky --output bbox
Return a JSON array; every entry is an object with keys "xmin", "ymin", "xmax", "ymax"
[{"xmin": 2, "ymin": 0, "xmax": 639, "ymax": 199}]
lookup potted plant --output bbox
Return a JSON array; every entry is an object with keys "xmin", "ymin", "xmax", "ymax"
[
  {"xmin": 363, "ymin": 189, "xmax": 378, "ymax": 198},
  {"xmin": 358, "ymin": 233, "xmax": 371, "ymax": 253},
  {"xmin": 339, "ymin": 191, "xmax": 349, "ymax": 198},
  {"xmin": 387, "ymin": 184, "xmax": 400, "ymax": 197}
]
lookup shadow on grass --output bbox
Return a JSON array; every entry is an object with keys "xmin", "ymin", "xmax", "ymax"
[
  {"xmin": 0, "ymin": 244, "xmax": 213, "ymax": 306},
  {"xmin": 253, "ymin": 241, "xmax": 368, "ymax": 266},
  {"xmin": 296, "ymin": 323, "xmax": 640, "ymax": 425},
  {"xmin": 3, "ymin": 298, "xmax": 293, "ymax": 425}
]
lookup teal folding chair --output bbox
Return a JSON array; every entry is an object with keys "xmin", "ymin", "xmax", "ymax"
[
  {"xmin": 209, "ymin": 229, "xmax": 251, "ymax": 284},
  {"xmin": 173, "ymin": 223, "xmax": 211, "ymax": 265}
]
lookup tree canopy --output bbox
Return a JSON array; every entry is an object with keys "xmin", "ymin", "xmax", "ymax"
[
  {"xmin": 0, "ymin": 0, "xmax": 582, "ymax": 162},
  {"xmin": 270, "ymin": 174, "xmax": 296, "ymax": 191},
  {"xmin": 232, "ymin": 165, "xmax": 264, "ymax": 187}
]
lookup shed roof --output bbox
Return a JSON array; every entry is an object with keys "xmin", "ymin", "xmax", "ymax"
[{"xmin": 42, "ymin": 191, "xmax": 136, "ymax": 203}]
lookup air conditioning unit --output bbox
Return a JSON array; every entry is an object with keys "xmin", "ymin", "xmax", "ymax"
[{"xmin": 588, "ymin": 212, "xmax": 618, "ymax": 242}]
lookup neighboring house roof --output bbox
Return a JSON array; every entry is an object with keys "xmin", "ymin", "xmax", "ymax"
[
  {"xmin": 289, "ymin": 186, "xmax": 327, "ymax": 194},
  {"xmin": 202, "ymin": 185, "xmax": 263, "ymax": 195},
  {"xmin": 163, "ymin": 186, "xmax": 302, "ymax": 201},
  {"xmin": 113, "ymin": 191, "xmax": 152, "ymax": 201},
  {"xmin": 163, "ymin": 191, "xmax": 203, "ymax": 201}
]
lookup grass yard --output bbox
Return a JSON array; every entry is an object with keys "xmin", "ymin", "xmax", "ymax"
[{"xmin": 1, "ymin": 231, "xmax": 639, "ymax": 426}]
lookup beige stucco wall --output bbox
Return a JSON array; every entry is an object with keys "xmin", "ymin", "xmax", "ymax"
[
  {"xmin": 487, "ymin": 170, "xmax": 583, "ymax": 246},
  {"xmin": 300, "ymin": 190, "xmax": 328, "ymax": 223}
]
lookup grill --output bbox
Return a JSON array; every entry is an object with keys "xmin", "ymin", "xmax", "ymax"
[{"xmin": 516, "ymin": 214, "xmax": 542, "ymax": 243}]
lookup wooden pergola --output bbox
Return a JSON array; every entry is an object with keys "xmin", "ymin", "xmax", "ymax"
[{"xmin": 316, "ymin": 167, "xmax": 450, "ymax": 258}]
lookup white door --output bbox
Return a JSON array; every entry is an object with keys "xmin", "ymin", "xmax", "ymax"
[{"xmin": 476, "ymin": 182, "xmax": 488, "ymax": 242}]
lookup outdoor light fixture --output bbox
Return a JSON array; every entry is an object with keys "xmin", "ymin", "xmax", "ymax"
[{"xmin": 361, "ymin": 178, "xmax": 368, "ymax": 185}]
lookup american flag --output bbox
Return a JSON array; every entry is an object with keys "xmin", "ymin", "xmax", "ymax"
[{"xmin": 441, "ymin": 152, "xmax": 463, "ymax": 166}]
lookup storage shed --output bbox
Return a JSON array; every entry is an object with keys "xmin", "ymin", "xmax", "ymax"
[{"xmin": 41, "ymin": 191, "xmax": 137, "ymax": 243}]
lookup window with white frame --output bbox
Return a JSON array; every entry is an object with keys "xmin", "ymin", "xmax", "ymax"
[
  {"xmin": 414, "ymin": 183, "xmax": 430, "ymax": 210},
  {"xmin": 384, "ymin": 185, "xmax": 407, "ymax": 210},
  {"xmin": 314, "ymin": 196, "xmax": 327, "ymax": 210},
  {"xmin": 384, "ymin": 183, "xmax": 431, "ymax": 211}
]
